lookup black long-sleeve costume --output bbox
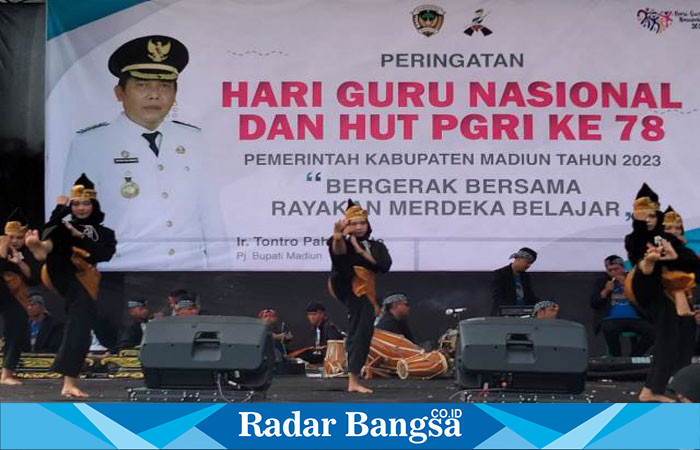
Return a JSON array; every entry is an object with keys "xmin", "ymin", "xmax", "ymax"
[
  {"xmin": 626, "ymin": 216, "xmax": 700, "ymax": 394},
  {"xmin": 0, "ymin": 247, "xmax": 41, "ymax": 371},
  {"xmin": 328, "ymin": 237, "xmax": 391, "ymax": 375},
  {"xmin": 491, "ymin": 264, "xmax": 537, "ymax": 316},
  {"xmin": 43, "ymin": 204, "xmax": 116, "ymax": 377}
]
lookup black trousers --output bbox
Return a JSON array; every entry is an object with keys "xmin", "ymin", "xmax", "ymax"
[
  {"xmin": 0, "ymin": 297, "xmax": 28, "ymax": 371},
  {"xmin": 51, "ymin": 281, "xmax": 96, "ymax": 378},
  {"xmin": 600, "ymin": 318, "xmax": 655, "ymax": 356},
  {"xmin": 345, "ymin": 294, "xmax": 375, "ymax": 375},
  {"xmin": 633, "ymin": 269, "xmax": 696, "ymax": 394}
]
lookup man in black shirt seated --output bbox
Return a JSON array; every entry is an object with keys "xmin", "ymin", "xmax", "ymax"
[
  {"xmin": 117, "ymin": 298, "xmax": 150, "ymax": 350},
  {"xmin": 293, "ymin": 302, "xmax": 345, "ymax": 364},
  {"xmin": 23, "ymin": 291, "xmax": 64, "ymax": 353},
  {"xmin": 491, "ymin": 247, "xmax": 538, "ymax": 316},
  {"xmin": 375, "ymin": 293, "xmax": 415, "ymax": 343}
]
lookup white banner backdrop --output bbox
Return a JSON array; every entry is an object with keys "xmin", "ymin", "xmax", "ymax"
[{"xmin": 46, "ymin": 0, "xmax": 700, "ymax": 271}]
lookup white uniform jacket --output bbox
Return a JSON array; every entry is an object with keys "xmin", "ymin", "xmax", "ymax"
[{"xmin": 63, "ymin": 113, "xmax": 227, "ymax": 270}]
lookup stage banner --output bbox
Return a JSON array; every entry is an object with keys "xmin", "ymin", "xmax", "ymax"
[
  {"xmin": 1, "ymin": 402, "xmax": 699, "ymax": 449},
  {"xmin": 45, "ymin": 0, "xmax": 700, "ymax": 271}
]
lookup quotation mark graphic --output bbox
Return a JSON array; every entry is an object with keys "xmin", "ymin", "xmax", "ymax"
[{"xmin": 306, "ymin": 172, "xmax": 322, "ymax": 181}]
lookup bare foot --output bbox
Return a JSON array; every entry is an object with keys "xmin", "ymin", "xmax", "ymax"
[
  {"xmin": 348, "ymin": 373, "xmax": 373, "ymax": 394},
  {"xmin": 61, "ymin": 386, "xmax": 89, "ymax": 398},
  {"xmin": 0, "ymin": 375, "xmax": 22, "ymax": 386},
  {"xmin": 61, "ymin": 376, "xmax": 89, "ymax": 398},
  {"xmin": 348, "ymin": 384, "xmax": 373, "ymax": 394},
  {"xmin": 639, "ymin": 386, "xmax": 675, "ymax": 403}
]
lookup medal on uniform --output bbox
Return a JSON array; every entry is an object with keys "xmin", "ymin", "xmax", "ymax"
[
  {"xmin": 176, "ymin": 145, "xmax": 185, "ymax": 154},
  {"xmin": 121, "ymin": 176, "xmax": 140, "ymax": 199}
]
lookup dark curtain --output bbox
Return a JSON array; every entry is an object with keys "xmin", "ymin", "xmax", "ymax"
[{"xmin": 0, "ymin": 3, "xmax": 45, "ymax": 228}]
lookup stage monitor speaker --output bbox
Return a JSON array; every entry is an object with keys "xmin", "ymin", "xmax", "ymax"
[
  {"xmin": 455, "ymin": 317, "xmax": 588, "ymax": 393},
  {"xmin": 140, "ymin": 315, "xmax": 274, "ymax": 391}
]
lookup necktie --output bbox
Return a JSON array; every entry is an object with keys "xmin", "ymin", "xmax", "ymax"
[{"xmin": 142, "ymin": 131, "xmax": 161, "ymax": 157}]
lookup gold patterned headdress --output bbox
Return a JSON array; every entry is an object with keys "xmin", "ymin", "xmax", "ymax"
[
  {"xmin": 70, "ymin": 173, "xmax": 97, "ymax": 201},
  {"xmin": 4, "ymin": 208, "xmax": 28, "ymax": 236},
  {"xmin": 345, "ymin": 199, "xmax": 368, "ymax": 222},
  {"xmin": 663, "ymin": 206, "xmax": 683, "ymax": 227},
  {"xmin": 633, "ymin": 183, "xmax": 660, "ymax": 214}
]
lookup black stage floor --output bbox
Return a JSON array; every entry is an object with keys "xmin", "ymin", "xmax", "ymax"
[{"xmin": 0, "ymin": 376, "xmax": 642, "ymax": 403}]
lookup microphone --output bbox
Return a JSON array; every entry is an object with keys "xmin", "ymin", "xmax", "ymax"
[{"xmin": 445, "ymin": 307, "xmax": 468, "ymax": 315}]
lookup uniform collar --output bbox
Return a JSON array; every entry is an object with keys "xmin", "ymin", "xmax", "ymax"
[{"xmin": 117, "ymin": 111, "xmax": 168, "ymax": 134}]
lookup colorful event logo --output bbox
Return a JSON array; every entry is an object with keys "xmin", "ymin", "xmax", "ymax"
[
  {"xmin": 637, "ymin": 8, "xmax": 673, "ymax": 34},
  {"xmin": 411, "ymin": 5, "xmax": 445, "ymax": 37},
  {"xmin": 464, "ymin": 8, "xmax": 492, "ymax": 36}
]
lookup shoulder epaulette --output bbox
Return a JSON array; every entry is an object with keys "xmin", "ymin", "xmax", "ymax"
[
  {"xmin": 76, "ymin": 122, "xmax": 109, "ymax": 134},
  {"xmin": 172, "ymin": 120, "xmax": 201, "ymax": 131}
]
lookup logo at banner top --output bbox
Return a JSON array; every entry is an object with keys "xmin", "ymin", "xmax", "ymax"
[
  {"xmin": 464, "ymin": 9, "xmax": 492, "ymax": 36},
  {"xmin": 147, "ymin": 39, "xmax": 171, "ymax": 62},
  {"xmin": 637, "ymin": 8, "xmax": 673, "ymax": 34},
  {"xmin": 411, "ymin": 5, "xmax": 445, "ymax": 37}
]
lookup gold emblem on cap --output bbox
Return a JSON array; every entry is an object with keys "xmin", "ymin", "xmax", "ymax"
[
  {"xmin": 147, "ymin": 39, "xmax": 171, "ymax": 63},
  {"xmin": 121, "ymin": 150, "xmax": 130, "ymax": 158},
  {"xmin": 121, "ymin": 176, "xmax": 140, "ymax": 199},
  {"xmin": 176, "ymin": 145, "xmax": 186, "ymax": 154}
]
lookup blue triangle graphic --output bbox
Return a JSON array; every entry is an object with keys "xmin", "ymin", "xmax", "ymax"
[
  {"xmin": 138, "ymin": 404, "xmax": 225, "ymax": 448},
  {"xmin": 544, "ymin": 403, "xmax": 624, "ymax": 449},
  {"xmin": 586, "ymin": 404, "xmax": 700, "ymax": 449},
  {"xmin": 476, "ymin": 404, "xmax": 562, "ymax": 449},
  {"xmin": 475, "ymin": 426, "xmax": 538, "ymax": 449},
  {"xmin": 486, "ymin": 404, "xmax": 611, "ymax": 434},
  {"xmin": 89, "ymin": 403, "xmax": 212, "ymax": 435},
  {"xmin": 587, "ymin": 404, "xmax": 659, "ymax": 446},
  {"xmin": 41, "ymin": 403, "xmax": 113, "ymax": 446},
  {"xmin": 164, "ymin": 426, "xmax": 226, "ymax": 449},
  {"xmin": 1, "ymin": 404, "xmax": 114, "ymax": 449}
]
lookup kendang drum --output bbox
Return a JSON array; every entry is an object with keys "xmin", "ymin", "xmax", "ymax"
[
  {"xmin": 363, "ymin": 329, "xmax": 424, "ymax": 378},
  {"xmin": 323, "ymin": 339, "xmax": 347, "ymax": 377},
  {"xmin": 396, "ymin": 351, "xmax": 449, "ymax": 380}
]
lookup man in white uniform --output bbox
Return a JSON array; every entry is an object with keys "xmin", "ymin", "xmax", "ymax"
[{"xmin": 63, "ymin": 35, "xmax": 226, "ymax": 270}]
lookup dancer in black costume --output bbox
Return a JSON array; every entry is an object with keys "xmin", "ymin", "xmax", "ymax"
[
  {"xmin": 0, "ymin": 208, "xmax": 41, "ymax": 385},
  {"xmin": 328, "ymin": 200, "xmax": 391, "ymax": 393},
  {"xmin": 26, "ymin": 174, "xmax": 116, "ymax": 397},
  {"xmin": 624, "ymin": 184, "xmax": 699, "ymax": 402}
]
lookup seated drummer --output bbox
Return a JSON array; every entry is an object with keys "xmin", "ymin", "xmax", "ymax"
[
  {"xmin": 293, "ymin": 302, "xmax": 345, "ymax": 364},
  {"xmin": 375, "ymin": 293, "xmax": 415, "ymax": 343},
  {"xmin": 532, "ymin": 300, "xmax": 560, "ymax": 319}
]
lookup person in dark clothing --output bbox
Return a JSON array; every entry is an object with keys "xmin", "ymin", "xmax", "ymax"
[
  {"xmin": 624, "ymin": 183, "xmax": 663, "ymax": 268},
  {"xmin": 375, "ymin": 293, "xmax": 415, "ymax": 343},
  {"xmin": 590, "ymin": 255, "xmax": 654, "ymax": 356},
  {"xmin": 23, "ymin": 291, "xmax": 64, "ymax": 353},
  {"xmin": 624, "ymin": 184, "xmax": 699, "ymax": 402},
  {"xmin": 257, "ymin": 307, "xmax": 293, "ymax": 361},
  {"xmin": 292, "ymin": 302, "xmax": 345, "ymax": 364},
  {"xmin": 491, "ymin": 247, "xmax": 538, "ymax": 316},
  {"xmin": 117, "ymin": 297, "xmax": 149, "ymax": 350},
  {"xmin": 25, "ymin": 173, "xmax": 117, "ymax": 398},
  {"xmin": 328, "ymin": 199, "xmax": 391, "ymax": 394},
  {"xmin": 0, "ymin": 208, "xmax": 41, "ymax": 385}
]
